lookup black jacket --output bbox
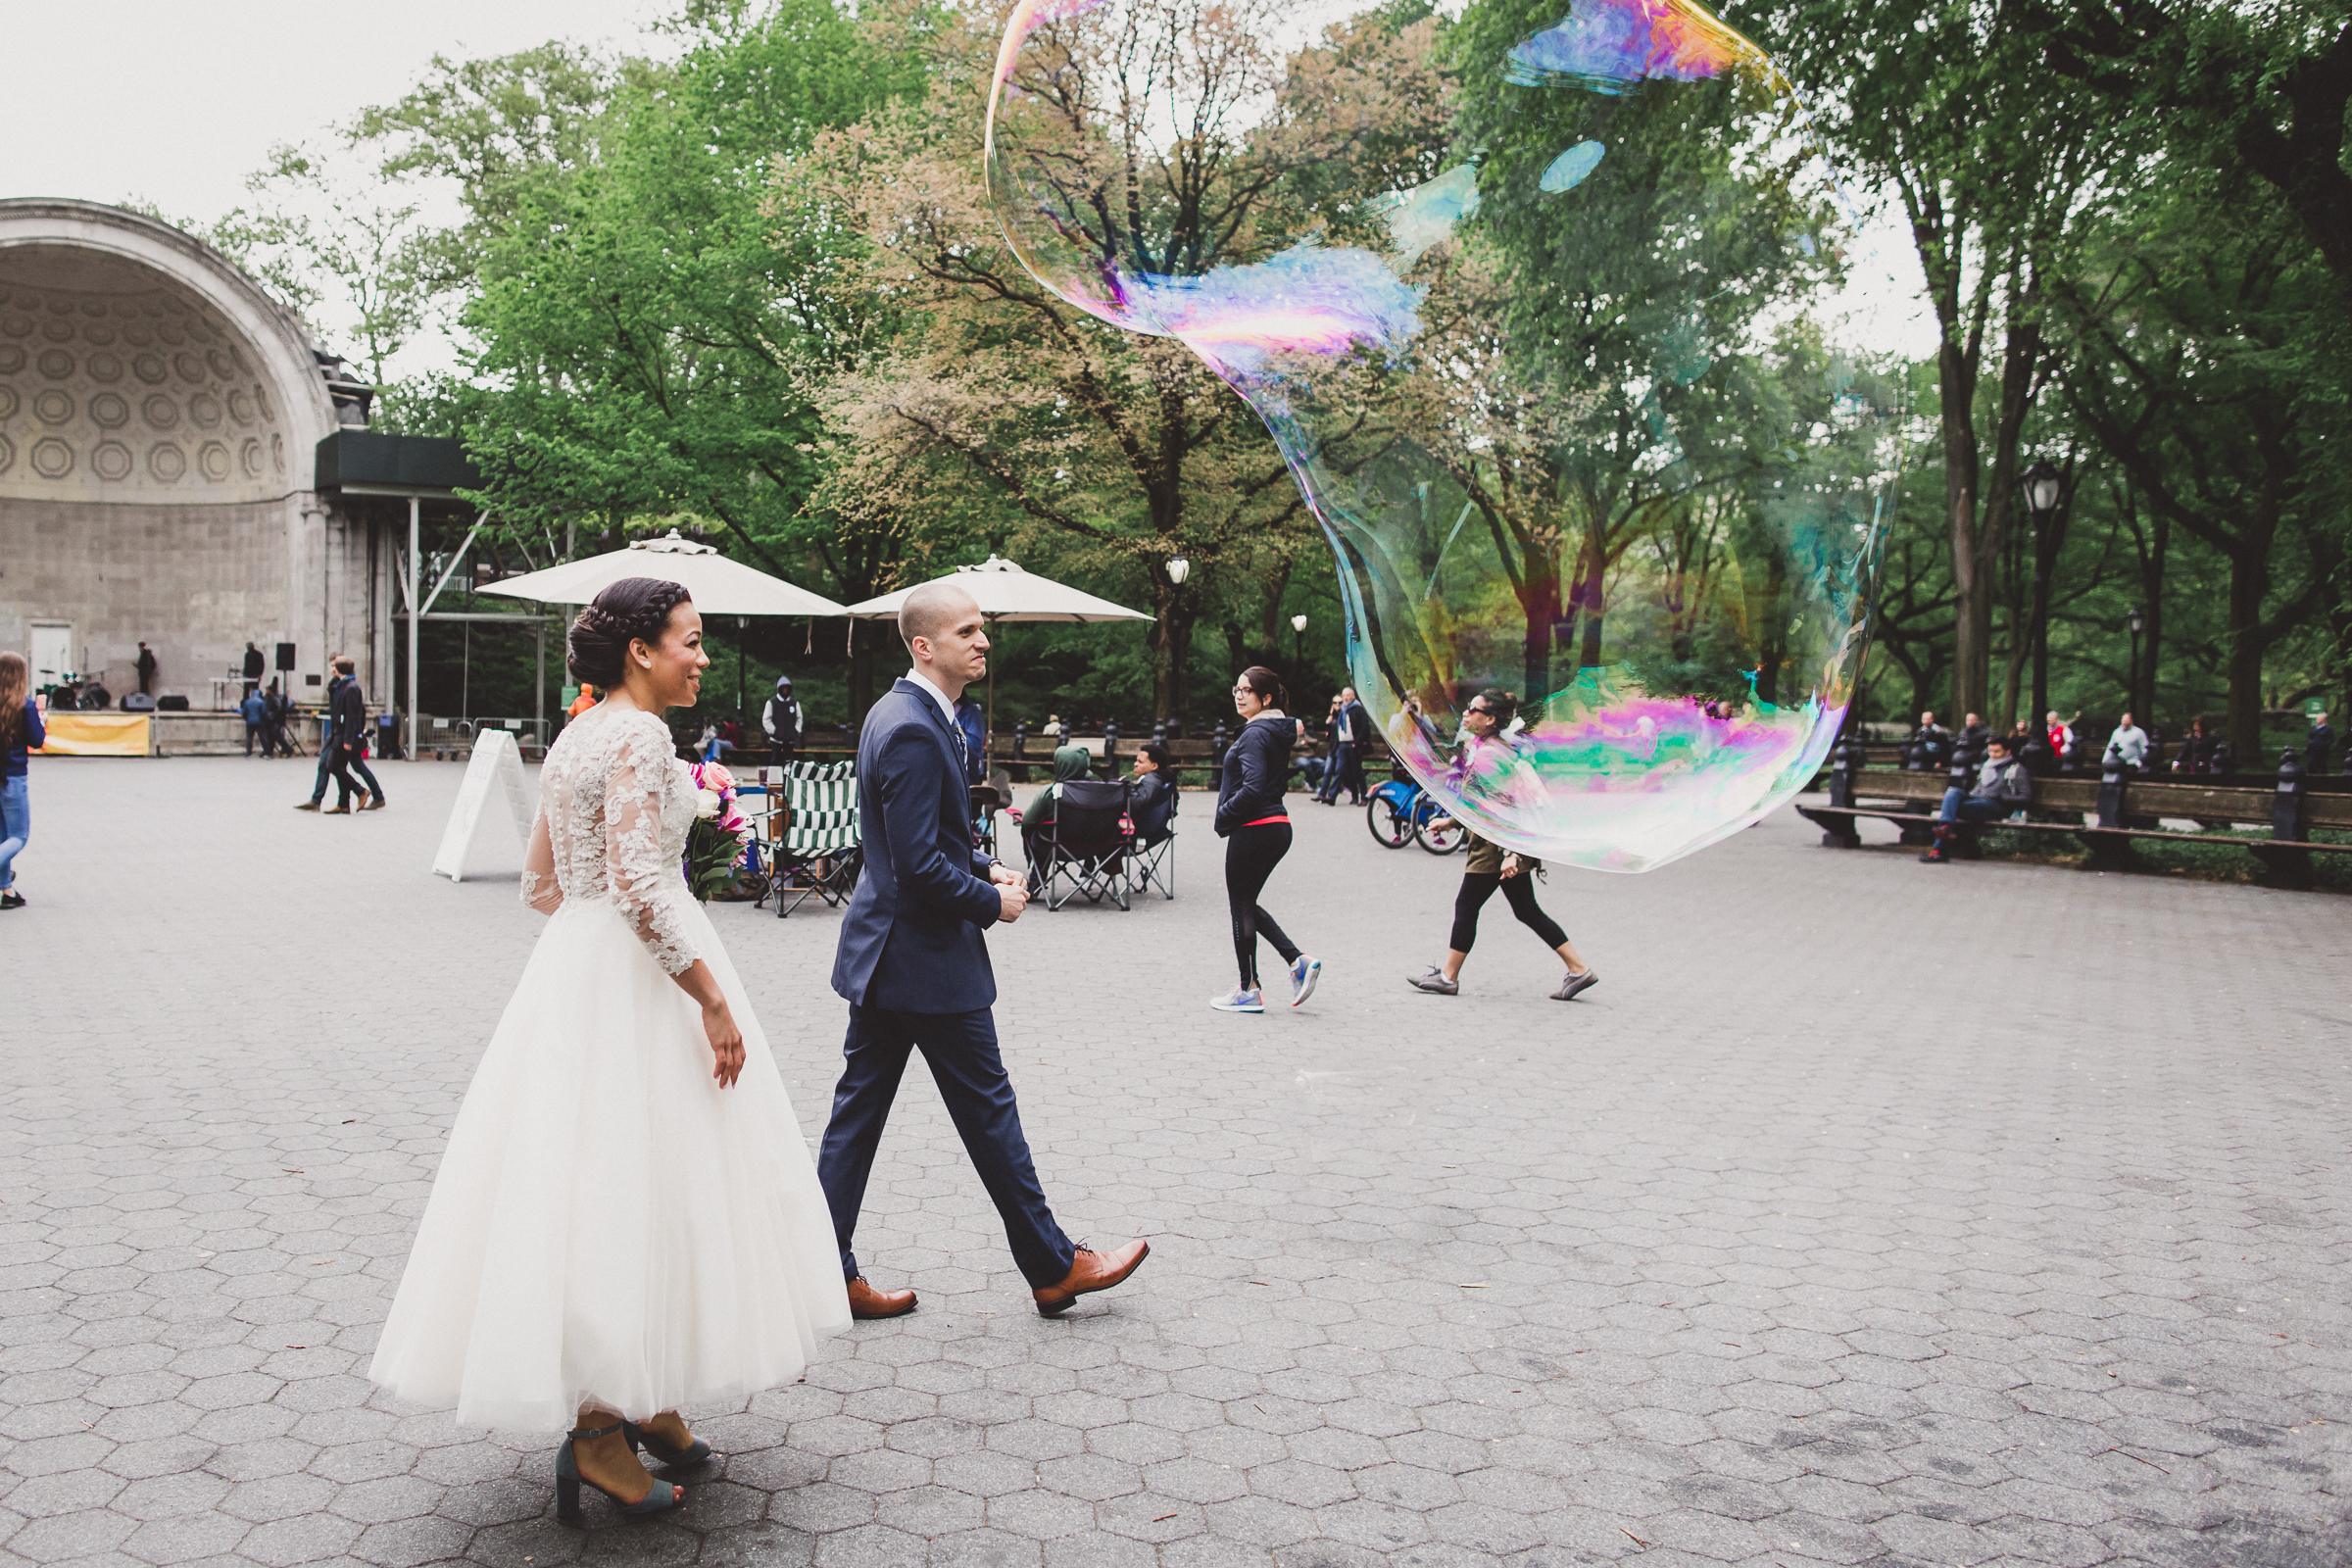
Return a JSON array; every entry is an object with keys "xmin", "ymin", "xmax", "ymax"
[
  {"xmin": 762, "ymin": 693, "xmax": 802, "ymax": 748},
  {"xmin": 329, "ymin": 678, "xmax": 367, "ymax": 751},
  {"xmin": 1214, "ymin": 713, "xmax": 1294, "ymax": 836},
  {"xmin": 829, "ymin": 680, "xmax": 1002, "ymax": 1012}
]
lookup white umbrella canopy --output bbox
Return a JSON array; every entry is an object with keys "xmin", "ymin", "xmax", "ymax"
[
  {"xmin": 479, "ymin": 530, "xmax": 848, "ymax": 617},
  {"xmin": 846, "ymin": 557, "xmax": 1152, "ymax": 744},
  {"xmin": 843, "ymin": 556, "xmax": 1152, "ymax": 623}
]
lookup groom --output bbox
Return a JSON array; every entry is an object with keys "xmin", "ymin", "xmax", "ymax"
[{"xmin": 819, "ymin": 582, "xmax": 1150, "ymax": 1319}]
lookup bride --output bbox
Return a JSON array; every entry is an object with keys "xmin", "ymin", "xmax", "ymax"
[{"xmin": 370, "ymin": 577, "xmax": 849, "ymax": 1522}]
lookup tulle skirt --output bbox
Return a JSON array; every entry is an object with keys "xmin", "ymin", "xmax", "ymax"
[{"xmin": 369, "ymin": 895, "xmax": 850, "ymax": 1432}]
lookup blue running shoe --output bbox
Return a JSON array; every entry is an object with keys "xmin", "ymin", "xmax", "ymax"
[{"xmin": 1288, "ymin": 956, "xmax": 1322, "ymax": 1007}]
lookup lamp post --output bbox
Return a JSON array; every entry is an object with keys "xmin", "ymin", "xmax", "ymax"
[
  {"xmin": 2127, "ymin": 605, "xmax": 2145, "ymax": 717},
  {"xmin": 736, "ymin": 615, "xmax": 749, "ymax": 731},
  {"xmin": 1291, "ymin": 612, "xmax": 1308, "ymax": 679},
  {"xmin": 2021, "ymin": 460, "xmax": 2063, "ymax": 729}
]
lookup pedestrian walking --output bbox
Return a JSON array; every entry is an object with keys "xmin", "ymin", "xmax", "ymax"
[
  {"xmin": 1314, "ymin": 686, "xmax": 1370, "ymax": 806},
  {"xmin": 369, "ymin": 577, "xmax": 848, "ymax": 1520},
  {"xmin": 134, "ymin": 641, "xmax": 158, "ymax": 696},
  {"xmin": 817, "ymin": 581, "xmax": 1150, "ymax": 1322},
  {"xmin": 295, "ymin": 660, "xmax": 351, "ymax": 810},
  {"xmin": 1210, "ymin": 665, "xmax": 1320, "ymax": 1013},
  {"xmin": 1405, "ymin": 690, "xmax": 1596, "ymax": 1001},
  {"xmin": 263, "ymin": 679, "xmax": 293, "ymax": 758},
  {"xmin": 0, "ymin": 652, "xmax": 41, "ymax": 911},
  {"xmin": 329, "ymin": 660, "xmax": 387, "ymax": 811},
  {"xmin": 240, "ymin": 685, "xmax": 267, "ymax": 756}
]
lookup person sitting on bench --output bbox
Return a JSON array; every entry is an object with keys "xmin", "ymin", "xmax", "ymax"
[{"xmin": 1920, "ymin": 738, "xmax": 2033, "ymax": 863}]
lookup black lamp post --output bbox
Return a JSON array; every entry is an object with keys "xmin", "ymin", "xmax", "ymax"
[
  {"xmin": 1291, "ymin": 612, "xmax": 1307, "ymax": 680},
  {"xmin": 2021, "ymin": 459, "xmax": 2063, "ymax": 732},
  {"xmin": 2127, "ymin": 605, "xmax": 2145, "ymax": 717}
]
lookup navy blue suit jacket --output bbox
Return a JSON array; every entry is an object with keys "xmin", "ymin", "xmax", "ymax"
[{"xmin": 831, "ymin": 679, "xmax": 1003, "ymax": 1012}]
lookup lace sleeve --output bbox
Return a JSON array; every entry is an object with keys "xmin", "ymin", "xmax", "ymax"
[
  {"xmin": 607, "ymin": 718, "xmax": 700, "ymax": 975},
  {"xmin": 519, "ymin": 803, "xmax": 563, "ymax": 914}
]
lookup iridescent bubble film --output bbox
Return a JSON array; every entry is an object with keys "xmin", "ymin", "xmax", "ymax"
[{"xmin": 988, "ymin": 0, "xmax": 1896, "ymax": 870}]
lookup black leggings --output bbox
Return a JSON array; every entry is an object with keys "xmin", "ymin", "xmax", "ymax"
[
  {"xmin": 1225, "ymin": 821, "xmax": 1301, "ymax": 989},
  {"xmin": 1450, "ymin": 871, "xmax": 1567, "ymax": 954}
]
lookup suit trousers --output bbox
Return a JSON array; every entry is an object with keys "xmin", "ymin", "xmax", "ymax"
[{"xmin": 818, "ymin": 1004, "xmax": 1077, "ymax": 1289}]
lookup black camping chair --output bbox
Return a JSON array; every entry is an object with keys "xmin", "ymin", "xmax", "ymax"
[
  {"xmin": 1033, "ymin": 778, "xmax": 1132, "ymax": 910},
  {"xmin": 1126, "ymin": 777, "xmax": 1177, "ymax": 900}
]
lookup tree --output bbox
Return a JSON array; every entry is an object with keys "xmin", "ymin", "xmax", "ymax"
[
  {"xmin": 2051, "ymin": 172, "xmax": 2341, "ymax": 760},
  {"xmin": 795, "ymin": 0, "xmax": 1452, "ymax": 726},
  {"xmin": 1739, "ymin": 0, "xmax": 2120, "ymax": 728}
]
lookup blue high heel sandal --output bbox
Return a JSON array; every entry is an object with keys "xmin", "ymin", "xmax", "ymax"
[
  {"xmin": 624, "ymin": 1417, "xmax": 712, "ymax": 1467},
  {"xmin": 556, "ymin": 1421, "xmax": 685, "ymax": 1523}
]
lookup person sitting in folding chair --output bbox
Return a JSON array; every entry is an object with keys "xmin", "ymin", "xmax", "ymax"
[
  {"xmin": 1017, "ymin": 746, "xmax": 1094, "ymax": 890},
  {"xmin": 1031, "ymin": 776, "xmax": 1133, "ymax": 910},
  {"xmin": 1126, "ymin": 743, "xmax": 1177, "ymax": 899}
]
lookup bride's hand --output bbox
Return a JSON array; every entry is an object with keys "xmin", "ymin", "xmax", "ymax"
[{"xmin": 702, "ymin": 1001, "xmax": 746, "ymax": 1088}]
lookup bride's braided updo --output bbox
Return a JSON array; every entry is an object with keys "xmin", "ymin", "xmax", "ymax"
[{"xmin": 565, "ymin": 577, "xmax": 694, "ymax": 687}]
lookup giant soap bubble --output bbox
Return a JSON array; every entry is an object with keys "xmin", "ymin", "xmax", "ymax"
[{"xmin": 987, "ymin": 0, "xmax": 1896, "ymax": 870}]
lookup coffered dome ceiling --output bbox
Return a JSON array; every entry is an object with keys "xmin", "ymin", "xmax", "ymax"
[{"xmin": 0, "ymin": 243, "xmax": 305, "ymax": 504}]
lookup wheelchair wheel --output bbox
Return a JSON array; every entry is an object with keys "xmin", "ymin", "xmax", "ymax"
[
  {"xmin": 1365, "ymin": 790, "xmax": 1412, "ymax": 849},
  {"xmin": 1413, "ymin": 810, "xmax": 1465, "ymax": 856}
]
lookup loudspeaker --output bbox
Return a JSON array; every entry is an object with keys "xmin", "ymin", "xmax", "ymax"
[
  {"xmin": 275, "ymin": 642, "xmax": 296, "ymax": 671},
  {"xmin": 121, "ymin": 691, "xmax": 158, "ymax": 712},
  {"xmin": 155, "ymin": 695, "xmax": 189, "ymax": 711}
]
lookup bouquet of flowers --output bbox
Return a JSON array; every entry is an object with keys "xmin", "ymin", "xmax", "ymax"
[{"xmin": 683, "ymin": 760, "xmax": 751, "ymax": 903}]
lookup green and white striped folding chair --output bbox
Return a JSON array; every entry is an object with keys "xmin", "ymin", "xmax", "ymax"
[{"xmin": 772, "ymin": 760, "xmax": 862, "ymax": 918}]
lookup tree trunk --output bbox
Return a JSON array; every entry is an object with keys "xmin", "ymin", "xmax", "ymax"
[
  {"xmin": 847, "ymin": 619, "xmax": 877, "ymax": 727},
  {"xmin": 1939, "ymin": 334, "xmax": 1987, "ymax": 721},
  {"xmin": 1520, "ymin": 548, "xmax": 1562, "ymax": 714},
  {"xmin": 2223, "ymin": 535, "xmax": 2272, "ymax": 763},
  {"xmin": 1978, "ymin": 306, "xmax": 2040, "ymax": 729}
]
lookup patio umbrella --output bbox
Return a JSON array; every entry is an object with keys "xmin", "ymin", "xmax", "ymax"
[
  {"xmin": 479, "ymin": 530, "xmax": 849, "ymax": 617},
  {"xmin": 843, "ymin": 556, "xmax": 1152, "ymax": 740}
]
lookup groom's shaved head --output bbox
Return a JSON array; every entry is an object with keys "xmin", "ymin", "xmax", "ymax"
[{"xmin": 900, "ymin": 582, "xmax": 980, "ymax": 648}]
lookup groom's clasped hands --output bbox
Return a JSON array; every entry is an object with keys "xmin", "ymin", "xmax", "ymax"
[{"xmin": 990, "ymin": 859, "xmax": 1028, "ymax": 922}]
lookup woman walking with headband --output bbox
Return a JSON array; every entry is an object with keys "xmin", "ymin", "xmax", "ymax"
[
  {"xmin": 1408, "ymin": 689, "xmax": 1597, "ymax": 1001},
  {"xmin": 0, "ymin": 652, "xmax": 43, "ymax": 911},
  {"xmin": 1210, "ymin": 665, "xmax": 1320, "ymax": 1013}
]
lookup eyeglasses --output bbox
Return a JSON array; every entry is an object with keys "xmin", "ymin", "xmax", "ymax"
[
  {"xmin": 1464, "ymin": 706, "xmax": 1494, "ymax": 718},
  {"xmin": 1231, "ymin": 685, "xmax": 1256, "ymax": 696}
]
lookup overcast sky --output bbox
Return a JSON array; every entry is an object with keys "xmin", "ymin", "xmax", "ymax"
[
  {"xmin": 1, "ymin": 0, "xmax": 672, "ymax": 222},
  {"xmin": 5, "ymin": 0, "xmax": 1937, "ymax": 367}
]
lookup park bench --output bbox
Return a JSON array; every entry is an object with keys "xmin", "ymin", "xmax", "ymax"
[{"xmin": 1795, "ymin": 740, "xmax": 2352, "ymax": 889}]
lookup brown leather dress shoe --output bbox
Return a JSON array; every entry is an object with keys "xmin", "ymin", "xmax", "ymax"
[
  {"xmin": 847, "ymin": 1276, "xmax": 916, "ymax": 1319},
  {"xmin": 1033, "ymin": 1240, "xmax": 1151, "ymax": 1317}
]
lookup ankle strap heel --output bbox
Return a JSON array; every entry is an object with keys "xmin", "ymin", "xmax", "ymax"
[{"xmin": 556, "ymin": 1421, "xmax": 684, "ymax": 1523}]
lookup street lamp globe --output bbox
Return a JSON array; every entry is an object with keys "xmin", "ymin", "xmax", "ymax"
[
  {"xmin": 1291, "ymin": 613, "xmax": 1308, "ymax": 633},
  {"xmin": 2128, "ymin": 606, "xmax": 2144, "ymax": 636},
  {"xmin": 2023, "ymin": 460, "xmax": 2063, "ymax": 517},
  {"xmin": 1165, "ymin": 556, "xmax": 1190, "ymax": 586}
]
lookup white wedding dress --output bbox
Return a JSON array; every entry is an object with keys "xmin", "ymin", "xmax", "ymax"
[{"xmin": 370, "ymin": 703, "xmax": 849, "ymax": 1432}]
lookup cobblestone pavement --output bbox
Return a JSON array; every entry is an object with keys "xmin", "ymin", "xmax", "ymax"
[{"xmin": 2, "ymin": 757, "xmax": 2346, "ymax": 1568}]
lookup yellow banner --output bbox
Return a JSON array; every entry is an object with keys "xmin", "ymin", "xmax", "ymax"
[{"xmin": 38, "ymin": 712, "xmax": 152, "ymax": 756}]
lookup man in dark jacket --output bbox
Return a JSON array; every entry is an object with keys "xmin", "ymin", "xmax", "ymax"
[
  {"xmin": 1314, "ymin": 687, "xmax": 1372, "ymax": 806},
  {"xmin": 134, "ymin": 642, "xmax": 158, "ymax": 696},
  {"xmin": 1920, "ymin": 738, "xmax": 2032, "ymax": 862},
  {"xmin": 2307, "ymin": 711, "xmax": 2333, "ymax": 777},
  {"xmin": 818, "ymin": 582, "xmax": 1148, "ymax": 1322},
  {"xmin": 318, "ymin": 658, "xmax": 382, "ymax": 813},
  {"xmin": 295, "ymin": 663, "xmax": 349, "ymax": 810},
  {"xmin": 761, "ymin": 676, "xmax": 802, "ymax": 770},
  {"xmin": 242, "ymin": 642, "xmax": 266, "ymax": 697}
]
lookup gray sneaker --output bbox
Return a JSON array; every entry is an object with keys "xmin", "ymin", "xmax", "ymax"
[
  {"xmin": 1407, "ymin": 967, "xmax": 1458, "ymax": 995},
  {"xmin": 1551, "ymin": 969, "xmax": 1598, "ymax": 1002}
]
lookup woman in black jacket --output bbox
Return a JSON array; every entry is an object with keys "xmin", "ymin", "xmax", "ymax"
[{"xmin": 1211, "ymin": 666, "xmax": 1320, "ymax": 1012}]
